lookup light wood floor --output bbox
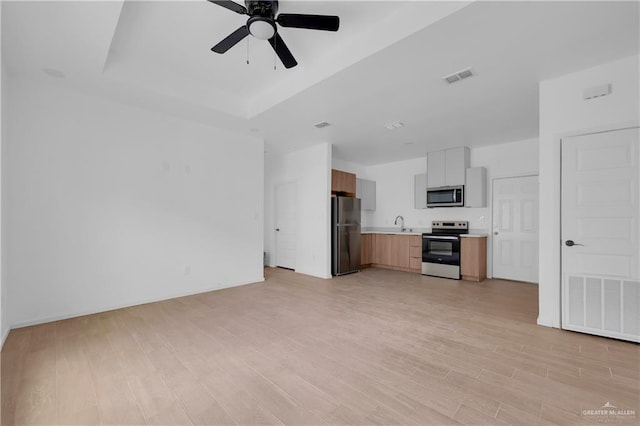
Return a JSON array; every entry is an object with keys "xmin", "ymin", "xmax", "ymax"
[{"xmin": 2, "ymin": 267, "xmax": 639, "ymax": 425}]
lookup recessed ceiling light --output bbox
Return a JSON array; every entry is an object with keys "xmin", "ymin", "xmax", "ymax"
[
  {"xmin": 250, "ymin": 128, "xmax": 260, "ymax": 132},
  {"xmin": 403, "ymin": 142, "xmax": 414, "ymax": 146},
  {"xmin": 384, "ymin": 121, "xmax": 404, "ymax": 130},
  {"xmin": 314, "ymin": 121, "xmax": 331, "ymax": 129},
  {"xmin": 42, "ymin": 68, "xmax": 66, "ymax": 78}
]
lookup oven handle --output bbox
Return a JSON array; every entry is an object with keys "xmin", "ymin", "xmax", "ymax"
[{"xmin": 422, "ymin": 235, "xmax": 460, "ymax": 240}]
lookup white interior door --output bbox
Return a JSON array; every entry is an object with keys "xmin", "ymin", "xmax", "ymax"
[
  {"xmin": 275, "ymin": 182, "xmax": 296, "ymax": 270},
  {"xmin": 492, "ymin": 176, "xmax": 539, "ymax": 282},
  {"xmin": 561, "ymin": 128, "xmax": 639, "ymax": 342}
]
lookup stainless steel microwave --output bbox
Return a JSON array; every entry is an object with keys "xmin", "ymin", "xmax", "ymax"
[{"xmin": 426, "ymin": 185, "xmax": 464, "ymax": 208}]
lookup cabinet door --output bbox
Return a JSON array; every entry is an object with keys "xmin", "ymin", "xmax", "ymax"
[
  {"xmin": 374, "ymin": 234, "xmax": 392, "ymax": 265},
  {"xmin": 444, "ymin": 147, "xmax": 470, "ymax": 186},
  {"xmin": 332, "ymin": 169, "xmax": 356, "ymax": 195},
  {"xmin": 392, "ymin": 235, "xmax": 411, "ymax": 268},
  {"xmin": 461, "ymin": 237, "xmax": 487, "ymax": 282},
  {"xmin": 460, "ymin": 237, "xmax": 473, "ymax": 277},
  {"xmin": 360, "ymin": 234, "xmax": 370, "ymax": 265},
  {"xmin": 344, "ymin": 171, "xmax": 356, "ymax": 194},
  {"xmin": 357, "ymin": 178, "xmax": 376, "ymax": 211},
  {"xmin": 331, "ymin": 169, "xmax": 341, "ymax": 193},
  {"xmin": 414, "ymin": 173, "xmax": 427, "ymax": 209},
  {"xmin": 427, "ymin": 150, "xmax": 446, "ymax": 188},
  {"xmin": 465, "ymin": 167, "xmax": 487, "ymax": 207}
]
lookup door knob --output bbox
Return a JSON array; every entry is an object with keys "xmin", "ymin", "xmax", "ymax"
[
  {"xmin": 275, "ymin": 228, "xmax": 280, "ymax": 232},
  {"xmin": 565, "ymin": 240, "xmax": 583, "ymax": 247},
  {"xmin": 494, "ymin": 231, "xmax": 499, "ymax": 235}
]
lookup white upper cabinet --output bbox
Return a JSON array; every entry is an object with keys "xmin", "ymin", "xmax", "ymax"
[
  {"xmin": 356, "ymin": 178, "xmax": 376, "ymax": 211},
  {"xmin": 427, "ymin": 147, "xmax": 470, "ymax": 188},
  {"xmin": 414, "ymin": 173, "xmax": 427, "ymax": 209},
  {"xmin": 426, "ymin": 150, "xmax": 446, "ymax": 188},
  {"xmin": 465, "ymin": 167, "xmax": 487, "ymax": 207}
]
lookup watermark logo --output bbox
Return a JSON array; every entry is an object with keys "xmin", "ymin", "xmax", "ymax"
[{"xmin": 582, "ymin": 402, "xmax": 636, "ymax": 423}]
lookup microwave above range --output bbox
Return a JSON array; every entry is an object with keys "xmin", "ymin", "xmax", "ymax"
[{"xmin": 426, "ymin": 185, "xmax": 464, "ymax": 208}]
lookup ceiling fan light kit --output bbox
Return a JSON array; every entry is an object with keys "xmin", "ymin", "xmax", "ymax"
[
  {"xmin": 248, "ymin": 17, "xmax": 276, "ymax": 40},
  {"xmin": 207, "ymin": 0, "xmax": 340, "ymax": 69}
]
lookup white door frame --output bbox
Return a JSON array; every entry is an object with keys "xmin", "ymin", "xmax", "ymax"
[{"xmin": 490, "ymin": 174, "xmax": 540, "ymax": 283}]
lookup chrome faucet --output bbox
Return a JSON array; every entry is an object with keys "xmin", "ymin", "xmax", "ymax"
[{"xmin": 394, "ymin": 215, "xmax": 405, "ymax": 232}]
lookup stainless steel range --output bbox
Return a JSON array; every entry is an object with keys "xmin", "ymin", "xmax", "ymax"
[{"xmin": 422, "ymin": 221, "xmax": 468, "ymax": 279}]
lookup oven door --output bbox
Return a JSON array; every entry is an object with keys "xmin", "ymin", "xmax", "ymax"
[{"xmin": 422, "ymin": 235, "xmax": 460, "ymax": 265}]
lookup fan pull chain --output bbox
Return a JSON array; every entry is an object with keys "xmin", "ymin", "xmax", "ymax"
[{"xmin": 246, "ymin": 36, "xmax": 250, "ymax": 65}]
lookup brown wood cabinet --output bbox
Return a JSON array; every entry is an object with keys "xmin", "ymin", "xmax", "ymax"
[
  {"xmin": 461, "ymin": 236, "xmax": 487, "ymax": 282},
  {"xmin": 372, "ymin": 234, "xmax": 392, "ymax": 266},
  {"xmin": 408, "ymin": 235, "xmax": 422, "ymax": 273},
  {"xmin": 368, "ymin": 233, "xmax": 421, "ymax": 273},
  {"xmin": 331, "ymin": 169, "xmax": 356, "ymax": 196},
  {"xmin": 361, "ymin": 234, "xmax": 373, "ymax": 267},
  {"xmin": 392, "ymin": 235, "xmax": 410, "ymax": 269}
]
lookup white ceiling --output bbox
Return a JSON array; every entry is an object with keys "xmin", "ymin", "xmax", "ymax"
[{"xmin": 3, "ymin": 1, "xmax": 639, "ymax": 165}]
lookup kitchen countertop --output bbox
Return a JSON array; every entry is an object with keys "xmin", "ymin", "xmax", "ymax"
[
  {"xmin": 361, "ymin": 231, "xmax": 423, "ymax": 236},
  {"xmin": 361, "ymin": 227, "xmax": 426, "ymax": 236},
  {"xmin": 362, "ymin": 227, "xmax": 488, "ymax": 237}
]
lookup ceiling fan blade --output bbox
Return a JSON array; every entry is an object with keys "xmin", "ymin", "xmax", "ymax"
[
  {"xmin": 211, "ymin": 26, "xmax": 250, "ymax": 53},
  {"xmin": 207, "ymin": 0, "xmax": 247, "ymax": 15},
  {"xmin": 276, "ymin": 14, "xmax": 339, "ymax": 31},
  {"xmin": 268, "ymin": 33, "xmax": 298, "ymax": 69}
]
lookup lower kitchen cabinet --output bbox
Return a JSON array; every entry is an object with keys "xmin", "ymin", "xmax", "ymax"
[
  {"xmin": 361, "ymin": 234, "xmax": 373, "ymax": 266},
  {"xmin": 391, "ymin": 235, "xmax": 410, "ymax": 269},
  {"xmin": 366, "ymin": 233, "xmax": 421, "ymax": 273},
  {"xmin": 461, "ymin": 236, "xmax": 487, "ymax": 282},
  {"xmin": 408, "ymin": 236, "xmax": 422, "ymax": 273},
  {"xmin": 373, "ymin": 234, "xmax": 392, "ymax": 266}
]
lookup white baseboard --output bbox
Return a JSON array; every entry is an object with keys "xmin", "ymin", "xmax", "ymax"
[{"xmin": 10, "ymin": 276, "xmax": 265, "ymax": 330}]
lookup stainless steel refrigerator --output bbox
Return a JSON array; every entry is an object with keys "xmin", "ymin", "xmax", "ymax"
[{"xmin": 332, "ymin": 197, "xmax": 361, "ymax": 276}]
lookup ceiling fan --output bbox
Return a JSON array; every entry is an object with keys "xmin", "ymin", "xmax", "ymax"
[{"xmin": 207, "ymin": 0, "xmax": 340, "ymax": 69}]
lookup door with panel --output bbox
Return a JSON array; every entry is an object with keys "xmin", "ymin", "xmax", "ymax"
[
  {"xmin": 275, "ymin": 182, "xmax": 297, "ymax": 270},
  {"xmin": 492, "ymin": 175, "xmax": 539, "ymax": 282},
  {"xmin": 561, "ymin": 128, "xmax": 639, "ymax": 342}
]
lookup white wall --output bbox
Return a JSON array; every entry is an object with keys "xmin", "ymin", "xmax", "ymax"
[
  {"xmin": 5, "ymin": 76, "xmax": 265, "ymax": 328},
  {"xmin": 333, "ymin": 138, "xmax": 539, "ymax": 277},
  {"xmin": 0, "ymin": 2, "xmax": 5, "ymax": 348},
  {"xmin": 264, "ymin": 143, "xmax": 332, "ymax": 279},
  {"xmin": 538, "ymin": 55, "xmax": 640, "ymax": 328}
]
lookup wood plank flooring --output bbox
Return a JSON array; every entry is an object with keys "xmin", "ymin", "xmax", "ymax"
[{"xmin": 2, "ymin": 267, "xmax": 639, "ymax": 425}]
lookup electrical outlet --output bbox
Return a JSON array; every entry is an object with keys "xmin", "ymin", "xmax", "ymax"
[
  {"xmin": 185, "ymin": 165, "xmax": 192, "ymax": 174},
  {"xmin": 184, "ymin": 265, "xmax": 191, "ymax": 275},
  {"xmin": 162, "ymin": 162, "xmax": 170, "ymax": 172}
]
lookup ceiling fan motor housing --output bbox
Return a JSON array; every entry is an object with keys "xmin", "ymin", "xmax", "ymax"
[{"xmin": 245, "ymin": 0, "xmax": 278, "ymax": 18}]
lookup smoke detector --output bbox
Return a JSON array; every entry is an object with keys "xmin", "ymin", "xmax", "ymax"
[
  {"xmin": 443, "ymin": 68, "xmax": 474, "ymax": 84},
  {"xmin": 314, "ymin": 121, "xmax": 331, "ymax": 129}
]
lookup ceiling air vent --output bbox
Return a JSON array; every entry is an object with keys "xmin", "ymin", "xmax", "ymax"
[
  {"xmin": 443, "ymin": 68, "xmax": 474, "ymax": 84},
  {"xmin": 314, "ymin": 121, "xmax": 331, "ymax": 128}
]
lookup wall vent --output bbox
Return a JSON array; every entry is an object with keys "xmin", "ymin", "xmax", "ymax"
[
  {"xmin": 583, "ymin": 83, "xmax": 612, "ymax": 101},
  {"xmin": 443, "ymin": 68, "xmax": 474, "ymax": 84},
  {"xmin": 314, "ymin": 121, "xmax": 331, "ymax": 128}
]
